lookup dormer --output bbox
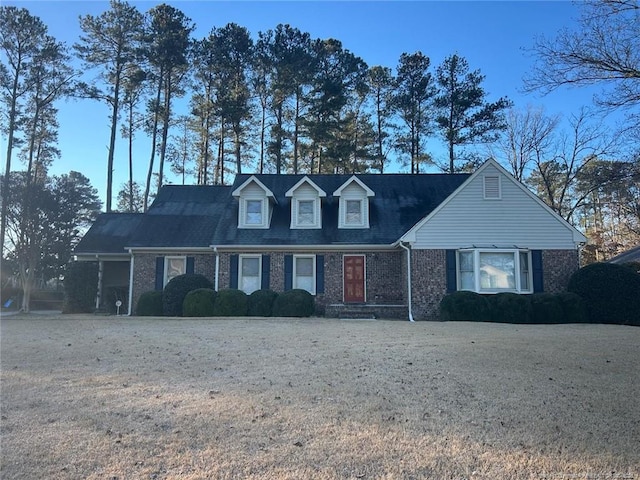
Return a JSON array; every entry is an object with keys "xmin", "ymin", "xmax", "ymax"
[
  {"xmin": 333, "ymin": 176, "xmax": 375, "ymax": 229},
  {"xmin": 232, "ymin": 176, "xmax": 277, "ymax": 229},
  {"xmin": 285, "ymin": 176, "xmax": 326, "ymax": 229}
]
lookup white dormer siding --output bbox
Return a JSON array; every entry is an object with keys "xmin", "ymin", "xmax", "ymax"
[
  {"xmin": 334, "ymin": 176, "xmax": 375, "ymax": 229},
  {"xmin": 232, "ymin": 176, "xmax": 276, "ymax": 229},
  {"xmin": 403, "ymin": 161, "xmax": 586, "ymax": 250},
  {"xmin": 286, "ymin": 177, "xmax": 326, "ymax": 229}
]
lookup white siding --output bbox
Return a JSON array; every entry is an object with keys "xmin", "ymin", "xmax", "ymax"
[
  {"xmin": 412, "ymin": 164, "xmax": 580, "ymax": 250},
  {"xmin": 237, "ymin": 181, "xmax": 270, "ymax": 228},
  {"xmin": 290, "ymin": 183, "xmax": 322, "ymax": 228}
]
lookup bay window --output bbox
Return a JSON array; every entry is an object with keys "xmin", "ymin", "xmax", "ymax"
[{"xmin": 457, "ymin": 249, "xmax": 532, "ymax": 293}]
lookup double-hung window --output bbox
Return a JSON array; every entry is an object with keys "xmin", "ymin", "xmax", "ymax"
[
  {"xmin": 245, "ymin": 199, "xmax": 264, "ymax": 226},
  {"xmin": 457, "ymin": 249, "xmax": 532, "ymax": 293},
  {"xmin": 297, "ymin": 200, "xmax": 315, "ymax": 226},
  {"xmin": 239, "ymin": 255, "xmax": 261, "ymax": 294},
  {"xmin": 345, "ymin": 199, "xmax": 363, "ymax": 226},
  {"xmin": 164, "ymin": 256, "xmax": 186, "ymax": 286},
  {"xmin": 294, "ymin": 255, "xmax": 316, "ymax": 294}
]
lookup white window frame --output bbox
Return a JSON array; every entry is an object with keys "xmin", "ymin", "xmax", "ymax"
[
  {"xmin": 293, "ymin": 254, "xmax": 316, "ymax": 295},
  {"xmin": 242, "ymin": 197, "xmax": 267, "ymax": 228},
  {"xmin": 239, "ymin": 254, "xmax": 261, "ymax": 294},
  {"xmin": 294, "ymin": 198, "xmax": 318, "ymax": 228},
  {"xmin": 164, "ymin": 256, "xmax": 187, "ymax": 287},
  {"xmin": 457, "ymin": 249, "xmax": 532, "ymax": 294},
  {"xmin": 344, "ymin": 199, "xmax": 365, "ymax": 227}
]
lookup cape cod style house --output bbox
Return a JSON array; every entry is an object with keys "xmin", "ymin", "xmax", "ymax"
[{"xmin": 73, "ymin": 159, "xmax": 586, "ymax": 320}]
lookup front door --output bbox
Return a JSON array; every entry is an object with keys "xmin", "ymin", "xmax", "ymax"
[{"xmin": 344, "ymin": 255, "xmax": 365, "ymax": 303}]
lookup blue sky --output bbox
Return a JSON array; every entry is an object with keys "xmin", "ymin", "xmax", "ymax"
[{"xmin": 4, "ymin": 0, "xmax": 603, "ymax": 208}]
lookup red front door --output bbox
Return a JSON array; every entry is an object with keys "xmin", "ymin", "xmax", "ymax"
[{"xmin": 344, "ymin": 255, "xmax": 365, "ymax": 303}]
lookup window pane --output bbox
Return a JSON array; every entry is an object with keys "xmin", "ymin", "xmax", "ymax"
[
  {"xmin": 295, "ymin": 276, "xmax": 314, "ymax": 293},
  {"xmin": 246, "ymin": 200, "xmax": 262, "ymax": 225},
  {"xmin": 458, "ymin": 251, "xmax": 474, "ymax": 290},
  {"xmin": 519, "ymin": 252, "xmax": 530, "ymax": 290},
  {"xmin": 479, "ymin": 252, "xmax": 515, "ymax": 290},
  {"xmin": 241, "ymin": 276, "xmax": 260, "ymax": 294},
  {"xmin": 296, "ymin": 257, "xmax": 313, "ymax": 276},
  {"xmin": 298, "ymin": 200, "xmax": 314, "ymax": 225},
  {"xmin": 166, "ymin": 258, "xmax": 186, "ymax": 283},
  {"xmin": 346, "ymin": 200, "xmax": 362, "ymax": 224},
  {"xmin": 242, "ymin": 257, "xmax": 259, "ymax": 276}
]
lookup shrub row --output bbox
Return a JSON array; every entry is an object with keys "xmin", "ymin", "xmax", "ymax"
[
  {"xmin": 137, "ymin": 274, "xmax": 315, "ymax": 317},
  {"xmin": 439, "ymin": 291, "xmax": 587, "ymax": 324}
]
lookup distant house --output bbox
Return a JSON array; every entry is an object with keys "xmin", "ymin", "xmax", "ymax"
[
  {"xmin": 608, "ymin": 245, "xmax": 640, "ymax": 265},
  {"xmin": 73, "ymin": 159, "xmax": 586, "ymax": 320}
]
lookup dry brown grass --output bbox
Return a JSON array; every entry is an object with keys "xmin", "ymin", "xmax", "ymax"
[{"xmin": 1, "ymin": 315, "xmax": 638, "ymax": 480}]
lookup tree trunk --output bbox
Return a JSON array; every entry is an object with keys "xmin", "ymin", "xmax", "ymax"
[
  {"xmin": 106, "ymin": 73, "xmax": 121, "ymax": 212},
  {"xmin": 144, "ymin": 71, "xmax": 163, "ymax": 212}
]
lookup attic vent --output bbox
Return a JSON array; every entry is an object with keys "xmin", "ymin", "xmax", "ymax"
[{"xmin": 483, "ymin": 175, "xmax": 501, "ymax": 199}]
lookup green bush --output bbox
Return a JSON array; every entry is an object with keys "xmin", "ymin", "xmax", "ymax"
[
  {"xmin": 530, "ymin": 293, "xmax": 564, "ymax": 324},
  {"xmin": 487, "ymin": 292, "xmax": 533, "ymax": 324},
  {"xmin": 556, "ymin": 292, "xmax": 588, "ymax": 324},
  {"xmin": 567, "ymin": 262, "xmax": 640, "ymax": 325},
  {"xmin": 136, "ymin": 291, "xmax": 164, "ymax": 316},
  {"xmin": 183, "ymin": 288, "xmax": 217, "ymax": 317},
  {"xmin": 214, "ymin": 289, "xmax": 248, "ymax": 316},
  {"xmin": 247, "ymin": 289, "xmax": 278, "ymax": 317},
  {"xmin": 272, "ymin": 289, "xmax": 314, "ymax": 317},
  {"xmin": 621, "ymin": 261, "xmax": 640, "ymax": 275},
  {"xmin": 163, "ymin": 274, "xmax": 213, "ymax": 317},
  {"xmin": 439, "ymin": 291, "xmax": 491, "ymax": 322},
  {"xmin": 63, "ymin": 261, "xmax": 98, "ymax": 313}
]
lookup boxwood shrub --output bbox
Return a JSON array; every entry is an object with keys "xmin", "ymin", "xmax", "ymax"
[
  {"xmin": 530, "ymin": 293, "xmax": 564, "ymax": 324},
  {"xmin": 183, "ymin": 288, "xmax": 217, "ymax": 317},
  {"xmin": 439, "ymin": 291, "xmax": 491, "ymax": 322},
  {"xmin": 487, "ymin": 292, "xmax": 533, "ymax": 324},
  {"xmin": 556, "ymin": 292, "xmax": 588, "ymax": 324},
  {"xmin": 163, "ymin": 274, "xmax": 213, "ymax": 317},
  {"xmin": 272, "ymin": 289, "xmax": 314, "ymax": 317},
  {"xmin": 136, "ymin": 291, "xmax": 164, "ymax": 316},
  {"xmin": 568, "ymin": 262, "xmax": 640, "ymax": 325},
  {"xmin": 247, "ymin": 289, "xmax": 278, "ymax": 317},
  {"xmin": 214, "ymin": 289, "xmax": 248, "ymax": 317}
]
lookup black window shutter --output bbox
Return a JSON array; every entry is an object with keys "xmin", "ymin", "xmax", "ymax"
[
  {"xmin": 261, "ymin": 255, "xmax": 270, "ymax": 290},
  {"xmin": 316, "ymin": 255, "xmax": 324, "ymax": 294},
  {"xmin": 284, "ymin": 255, "xmax": 293, "ymax": 291},
  {"xmin": 186, "ymin": 256, "xmax": 195, "ymax": 274},
  {"xmin": 532, "ymin": 250, "xmax": 544, "ymax": 293},
  {"xmin": 445, "ymin": 250, "xmax": 457, "ymax": 293},
  {"xmin": 155, "ymin": 257, "xmax": 165, "ymax": 291},
  {"xmin": 230, "ymin": 254, "xmax": 239, "ymax": 289}
]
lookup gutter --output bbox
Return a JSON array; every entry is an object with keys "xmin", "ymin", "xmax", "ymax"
[
  {"xmin": 213, "ymin": 246, "xmax": 220, "ymax": 291},
  {"xmin": 399, "ymin": 242, "xmax": 415, "ymax": 322}
]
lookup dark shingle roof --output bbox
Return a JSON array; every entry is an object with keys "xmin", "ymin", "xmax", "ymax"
[
  {"xmin": 608, "ymin": 245, "xmax": 640, "ymax": 264},
  {"xmin": 213, "ymin": 174, "xmax": 469, "ymax": 246},
  {"xmin": 74, "ymin": 213, "xmax": 144, "ymax": 255},
  {"xmin": 76, "ymin": 174, "xmax": 470, "ymax": 252}
]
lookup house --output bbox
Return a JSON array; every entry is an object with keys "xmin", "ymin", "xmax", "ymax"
[
  {"xmin": 608, "ymin": 245, "xmax": 640, "ymax": 265},
  {"xmin": 73, "ymin": 159, "xmax": 587, "ymax": 320}
]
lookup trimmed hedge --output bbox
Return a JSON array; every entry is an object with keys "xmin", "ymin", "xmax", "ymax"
[
  {"xmin": 530, "ymin": 293, "xmax": 564, "ymax": 324},
  {"xmin": 214, "ymin": 289, "xmax": 248, "ymax": 316},
  {"xmin": 247, "ymin": 289, "xmax": 278, "ymax": 317},
  {"xmin": 163, "ymin": 274, "xmax": 213, "ymax": 317},
  {"xmin": 183, "ymin": 288, "xmax": 217, "ymax": 317},
  {"xmin": 272, "ymin": 289, "xmax": 314, "ymax": 317},
  {"xmin": 136, "ymin": 291, "xmax": 164, "ymax": 316},
  {"xmin": 439, "ymin": 291, "xmax": 491, "ymax": 322},
  {"xmin": 488, "ymin": 292, "xmax": 533, "ymax": 324},
  {"xmin": 556, "ymin": 292, "xmax": 588, "ymax": 324},
  {"xmin": 568, "ymin": 262, "xmax": 640, "ymax": 325}
]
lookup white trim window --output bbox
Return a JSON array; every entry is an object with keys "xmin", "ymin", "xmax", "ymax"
[
  {"xmin": 293, "ymin": 255, "xmax": 316, "ymax": 294},
  {"xmin": 345, "ymin": 199, "xmax": 364, "ymax": 226},
  {"xmin": 296, "ymin": 199, "xmax": 316, "ymax": 227},
  {"xmin": 164, "ymin": 256, "xmax": 186, "ymax": 286},
  {"xmin": 457, "ymin": 249, "xmax": 532, "ymax": 293},
  {"xmin": 244, "ymin": 198, "xmax": 265, "ymax": 227},
  {"xmin": 239, "ymin": 255, "xmax": 261, "ymax": 294}
]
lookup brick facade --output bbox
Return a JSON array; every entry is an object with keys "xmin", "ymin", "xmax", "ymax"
[
  {"xmin": 541, "ymin": 249, "xmax": 580, "ymax": 293},
  {"xmin": 410, "ymin": 249, "xmax": 448, "ymax": 321}
]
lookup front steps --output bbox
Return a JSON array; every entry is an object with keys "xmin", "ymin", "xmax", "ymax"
[{"xmin": 325, "ymin": 304, "xmax": 408, "ymax": 320}]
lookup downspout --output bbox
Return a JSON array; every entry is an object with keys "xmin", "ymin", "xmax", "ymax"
[
  {"xmin": 399, "ymin": 242, "xmax": 415, "ymax": 322},
  {"xmin": 213, "ymin": 246, "xmax": 219, "ymax": 291},
  {"xmin": 96, "ymin": 257, "xmax": 103, "ymax": 311},
  {"xmin": 127, "ymin": 249, "xmax": 134, "ymax": 316}
]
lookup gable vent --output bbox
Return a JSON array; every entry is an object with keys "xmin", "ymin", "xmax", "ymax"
[{"xmin": 483, "ymin": 175, "xmax": 501, "ymax": 199}]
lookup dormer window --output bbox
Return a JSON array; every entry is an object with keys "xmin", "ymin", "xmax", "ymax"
[
  {"xmin": 334, "ymin": 176, "xmax": 374, "ymax": 229},
  {"xmin": 345, "ymin": 199, "xmax": 363, "ymax": 226},
  {"xmin": 245, "ymin": 199, "xmax": 264, "ymax": 225},
  {"xmin": 232, "ymin": 175, "xmax": 276, "ymax": 229},
  {"xmin": 286, "ymin": 176, "xmax": 326, "ymax": 229}
]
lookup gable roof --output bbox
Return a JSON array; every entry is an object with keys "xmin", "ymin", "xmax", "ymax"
[
  {"xmin": 285, "ymin": 176, "xmax": 327, "ymax": 197},
  {"xmin": 608, "ymin": 245, "xmax": 640, "ymax": 264},
  {"xmin": 74, "ymin": 213, "xmax": 144, "ymax": 257},
  {"xmin": 212, "ymin": 173, "xmax": 469, "ymax": 247},
  {"xmin": 333, "ymin": 175, "xmax": 375, "ymax": 197}
]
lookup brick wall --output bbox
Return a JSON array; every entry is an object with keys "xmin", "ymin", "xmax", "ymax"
[
  {"xmin": 542, "ymin": 249, "xmax": 580, "ymax": 293},
  {"xmin": 410, "ymin": 249, "xmax": 447, "ymax": 321}
]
